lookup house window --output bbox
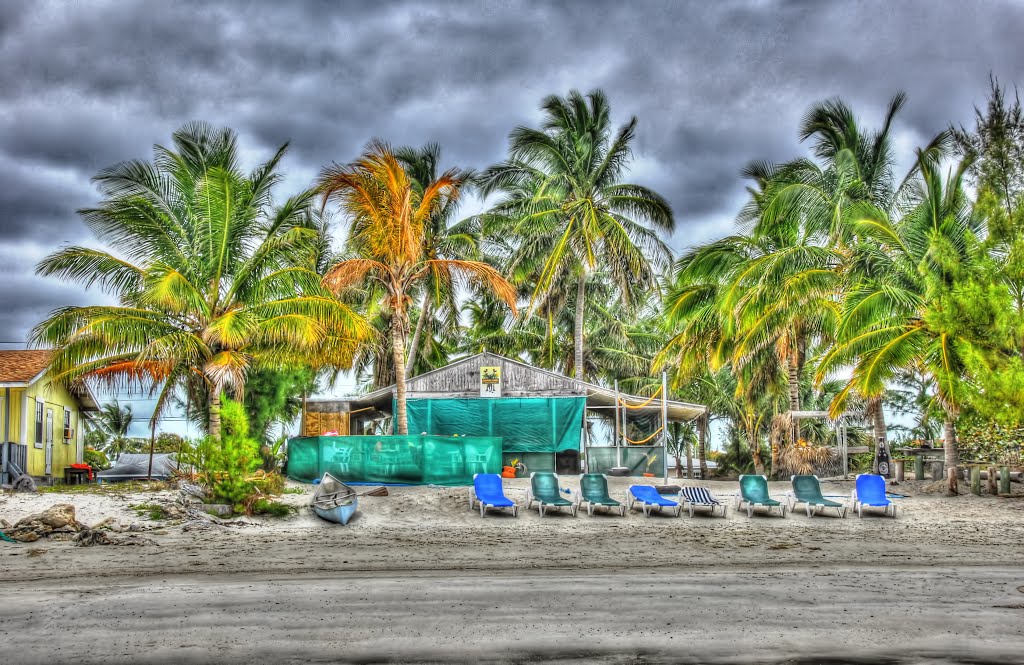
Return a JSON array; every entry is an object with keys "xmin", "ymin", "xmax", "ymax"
[
  {"xmin": 34, "ymin": 402, "xmax": 43, "ymax": 448},
  {"xmin": 63, "ymin": 410, "xmax": 71, "ymax": 444}
]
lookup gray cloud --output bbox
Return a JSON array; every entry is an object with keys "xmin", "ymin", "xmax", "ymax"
[{"xmin": 0, "ymin": 0, "xmax": 1021, "ymax": 346}]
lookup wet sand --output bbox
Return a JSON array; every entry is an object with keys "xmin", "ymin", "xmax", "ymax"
[{"xmin": 2, "ymin": 478, "xmax": 1023, "ymax": 663}]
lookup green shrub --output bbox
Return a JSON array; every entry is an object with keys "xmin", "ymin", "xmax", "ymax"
[
  {"xmin": 131, "ymin": 502, "xmax": 165, "ymax": 520},
  {"xmin": 195, "ymin": 397, "xmax": 261, "ymax": 507},
  {"xmin": 958, "ymin": 417, "xmax": 1024, "ymax": 465},
  {"xmin": 83, "ymin": 447, "xmax": 110, "ymax": 471},
  {"xmin": 251, "ymin": 499, "xmax": 293, "ymax": 517}
]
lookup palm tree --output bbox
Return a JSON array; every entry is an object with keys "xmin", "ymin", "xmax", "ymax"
[
  {"xmin": 318, "ymin": 140, "xmax": 518, "ymax": 435},
  {"xmin": 89, "ymin": 401, "xmax": 135, "ymax": 459},
  {"xmin": 32, "ymin": 123, "xmax": 369, "ymax": 436},
  {"xmin": 479, "ymin": 89, "xmax": 675, "ymax": 380},
  {"xmin": 819, "ymin": 138, "xmax": 977, "ymax": 481},
  {"xmin": 395, "ymin": 144, "xmax": 481, "ymax": 378}
]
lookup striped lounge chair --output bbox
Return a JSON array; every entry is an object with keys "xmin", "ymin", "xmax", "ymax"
[{"xmin": 679, "ymin": 486, "xmax": 727, "ymax": 518}]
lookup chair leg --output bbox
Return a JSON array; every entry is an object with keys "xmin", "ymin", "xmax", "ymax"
[
  {"xmin": 513, "ymin": 505, "xmax": 519, "ymax": 517},
  {"xmin": 480, "ymin": 504, "xmax": 486, "ymax": 518},
  {"xmin": 746, "ymin": 505, "xmax": 752, "ymax": 518}
]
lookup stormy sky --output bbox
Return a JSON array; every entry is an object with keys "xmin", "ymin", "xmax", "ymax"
[{"xmin": 0, "ymin": 1, "xmax": 1020, "ymax": 429}]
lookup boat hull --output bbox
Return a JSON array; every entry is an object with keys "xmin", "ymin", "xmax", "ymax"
[
  {"xmin": 311, "ymin": 472, "xmax": 358, "ymax": 525},
  {"xmin": 312, "ymin": 497, "xmax": 358, "ymax": 525}
]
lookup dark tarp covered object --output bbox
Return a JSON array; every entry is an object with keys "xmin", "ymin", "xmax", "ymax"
[{"xmin": 97, "ymin": 453, "xmax": 180, "ymax": 481}]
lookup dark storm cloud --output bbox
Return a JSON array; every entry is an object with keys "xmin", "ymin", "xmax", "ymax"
[{"xmin": 0, "ymin": 0, "xmax": 1021, "ymax": 343}]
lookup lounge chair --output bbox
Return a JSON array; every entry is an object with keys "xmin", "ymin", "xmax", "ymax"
[
  {"xmin": 627, "ymin": 485, "xmax": 682, "ymax": 517},
  {"xmin": 852, "ymin": 474, "xmax": 897, "ymax": 518},
  {"xmin": 788, "ymin": 475, "xmax": 847, "ymax": 517},
  {"xmin": 526, "ymin": 472, "xmax": 578, "ymax": 517},
  {"xmin": 735, "ymin": 474, "xmax": 787, "ymax": 517},
  {"xmin": 470, "ymin": 473, "xmax": 518, "ymax": 517},
  {"xmin": 576, "ymin": 473, "xmax": 625, "ymax": 516},
  {"xmin": 679, "ymin": 486, "xmax": 727, "ymax": 518}
]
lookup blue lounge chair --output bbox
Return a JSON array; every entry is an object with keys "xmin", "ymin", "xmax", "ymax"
[
  {"xmin": 526, "ymin": 472, "xmax": 578, "ymax": 517},
  {"xmin": 679, "ymin": 486, "xmax": 727, "ymax": 518},
  {"xmin": 470, "ymin": 473, "xmax": 518, "ymax": 517},
  {"xmin": 627, "ymin": 485, "xmax": 682, "ymax": 517},
  {"xmin": 852, "ymin": 474, "xmax": 896, "ymax": 518},
  {"xmin": 735, "ymin": 474, "xmax": 787, "ymax": 517}
]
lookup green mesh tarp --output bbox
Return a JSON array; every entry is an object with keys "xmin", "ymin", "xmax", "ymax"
[
  {"xmin": 586, "ymin": 446, "xmax": 667, "ymax": 477},
  {"xmin": 286, "ymin": 435, "xmax": 503, "ymax": 485},
  {"xmin": 405, "ymin": 397, "xmax": 585, "ymax": 453}
]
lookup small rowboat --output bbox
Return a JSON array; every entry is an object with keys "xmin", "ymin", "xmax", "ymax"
[{"xmin": 311, "ymin": 472, "xmax": 358, "ymax": 525}]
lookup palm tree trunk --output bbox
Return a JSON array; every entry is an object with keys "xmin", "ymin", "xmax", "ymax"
[
  {"xmin": 943, "ymin": 415, "xmax": 958, "ymax": 495},
  {"xmin": 788, "ymin": 356, "xmax": 801, "ymax": 443},
  {"xmin": 392, "ymin": 313, "xmax": 409, "ymax": 435},
  {"xmin": 406, "ymin": 291, "xmax": 431, "ymax": 378},
  {"xmin": 574, "ymin": 275, "xmax": 586, "ymax": 381},
  {"xmin": 868, "ymin": 396, "xmax": 886, "ymax": 474},
  {"xmin": 698, "ymin": 414, "xmax": 708, "ymax": 478},
  {"xmin": 208, "ymin": 386, "xmax": 222, "ymax": 439},
  {"xmin": 684, "ymin": 430, "xmax": 693, "ymax": 479},
  {"xmin": 746, "ymin": 413, "xmax": 764, "ymax": 475}
]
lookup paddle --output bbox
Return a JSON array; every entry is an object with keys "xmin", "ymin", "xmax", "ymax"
[{"xmin": 356, "ymin": 486, "xmax": 388, "ymax": 497}]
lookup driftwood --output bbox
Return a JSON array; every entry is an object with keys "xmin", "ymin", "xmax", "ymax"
[{"xmin": 1, "ymin": 503, "xmax": 158, "ymax": 546}]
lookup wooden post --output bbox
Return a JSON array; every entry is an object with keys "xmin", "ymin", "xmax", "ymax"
[
  {"xmin": 914, "ymin": 455, "xmax": 924, "ymax": 480},
  {"xmin": 947, "ymin": 467, "xmax": 958, "ymax": 496},
  {"xmin": 662, "ymin": 372, "xmax": 669, "ymax": 485},
  {"xmin": 1000, "ymin": 466, "xmax": 1011, "ymax": 495},
  {"xmin": 986, "ymin": 466, "xmax": 998, "ymax": 496},
  {"xmin": 614, "ymin": 380, "xmax": 622, "ymax": 469},
  {"xmin": 970, "ymin": 466, "xmax": 981, "ymax": 496}
]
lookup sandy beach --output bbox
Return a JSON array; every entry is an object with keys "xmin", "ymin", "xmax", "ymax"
[{"xmin": 2, "ymin": 477, "xmax": 1023, "ymax": 664}]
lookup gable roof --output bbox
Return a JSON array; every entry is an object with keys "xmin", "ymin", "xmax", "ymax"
[
  {"xmin": 0, "ymin": 350, "xmax": 53, "ymax": 384},
  {"xmin": 0, "ymin": 350, "xmax": 99, "ymax": 410},
  {"xmin": 319, "ymin": 351, "xmax": 706, "ymax": 421}
]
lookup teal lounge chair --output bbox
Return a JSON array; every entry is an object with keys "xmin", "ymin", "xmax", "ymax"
[
  {"xmin": 735, "ymin": 474, "xmax": 787, "ymax": 517},
  {"xmin": 526, "ymin": 472, "xmax": 578, "ymax": 517},
  {"xmin": 576, "ymin": 474, "xmax": 625, "ymax": 516},
  {"xmin": 788, "ymin": 475, "xmax": 847, "ymax": 518}
]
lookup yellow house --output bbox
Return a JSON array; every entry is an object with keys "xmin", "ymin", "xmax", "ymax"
[{"xmin": 0, "ymin": 350, "xmax": 98, "ymax": 483}]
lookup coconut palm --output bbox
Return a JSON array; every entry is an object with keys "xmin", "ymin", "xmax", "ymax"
[
  {"xmin": 819, "ymin": 137, "xmax": 978, "ymax": 478},
  {"xmin": 395, "ymin": 143, "xmax": 480, "ymax": 377},
  {"xmin": 479, "ymin": 89, "xmax": 675, "ymax": 380},
  {"xmin": 88, "ymin": 401, "xmax": 135, "ymax": 459},
  {"xmin": 32, "ymin": 123, "xmax": 369, "ymax": 436},
  {"xmin": 318, "ymin": 140, "xmax": 517, "ymax": 435}
]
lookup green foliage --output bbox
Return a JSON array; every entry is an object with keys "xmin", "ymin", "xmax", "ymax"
[
  {"xmin": 957, "ymin": 416, "xmax": 1024, "ymax": 465},
  {"xmin": 32, "ymin": 122, "xmax": 368, "ymax": 438},
  {"xmin": 194, "ymin": 397, "xmax": 261, "ymax": 507},
  {"xmin": 83, "ymin": 447, "xmax": 110, "ymax": 471},
  {"xmin": 244, "ymin": 366, "xmax": 318, "ymax": 443},
  {"xmin": 849, "ymin": 452, "xmax": 876, "ymax": 474},
  {"xmin": 131, "ymin": 502, "xmax": 165, "ymax": 520},
  {"xmin": 251, "ymin": 499, "xmax": 294, "ymax": 517}
]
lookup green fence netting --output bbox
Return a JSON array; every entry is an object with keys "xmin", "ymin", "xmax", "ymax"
[
  {"xmin": 287, "ymin": 435, "xmax": 503, "ymax": 485},
  {"xmin": 405, "ymin": 397, "xmax": 585, "ymax": 453},
  {"xmin": 586, "ymin": 446, "xmax": 667, "ymax": 477}
]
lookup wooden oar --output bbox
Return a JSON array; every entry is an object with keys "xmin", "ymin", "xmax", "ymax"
[{"xmin": 356, "ymin": 486, "xmax": 388, "ymax": 497}]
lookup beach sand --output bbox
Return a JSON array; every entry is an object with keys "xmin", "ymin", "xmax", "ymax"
[{"xmin": 1, "ymin": 477, "xmax": 1022, "ymax": 664}]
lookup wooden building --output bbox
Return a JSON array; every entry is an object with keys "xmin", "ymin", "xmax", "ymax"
[{"xmin": 302, "ymin": 352, "xmax": 705, "ymax": 477}]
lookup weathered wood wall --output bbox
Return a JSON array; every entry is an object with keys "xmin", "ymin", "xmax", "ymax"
[{"xmin": 407, "ymin": 353, "xmax": 584, "ymax": 398}]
